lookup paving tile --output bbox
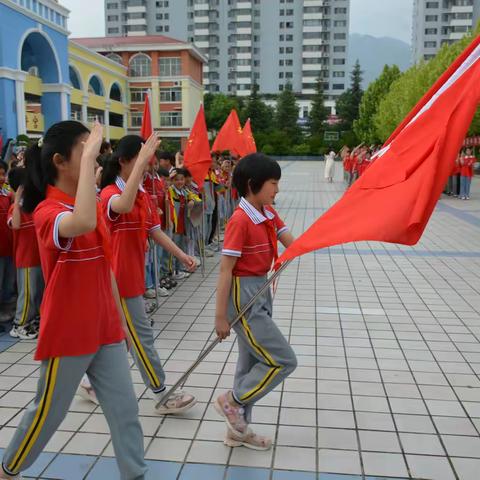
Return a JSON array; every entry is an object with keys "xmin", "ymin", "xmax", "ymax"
[{"xmin": 362, "ymin": 452, "xmax": 408, "ymax": 477}]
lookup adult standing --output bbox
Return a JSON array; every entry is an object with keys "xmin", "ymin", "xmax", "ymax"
[{"xmin": 324, "ymin": 147, "xmax": 336, "ymax": 183}]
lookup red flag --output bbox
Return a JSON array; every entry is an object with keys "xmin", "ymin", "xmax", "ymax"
[
  {"xmin": 276, "ymin": 34, "xmax": 480, "ymax": 267},
  {"xmin": 140, "ymin": 93, "xmax": 153, "ymax": 141},
  {"xmin": 212, "ymin": 109, "xmax": 244, "ymax": 156},
  {"xmin": 242, "ymin": 118, "xmax": 257, "ymax": 154},
  {"xmin": 184, "ymin": 105, "xmax": 212, "ymax": 187}
]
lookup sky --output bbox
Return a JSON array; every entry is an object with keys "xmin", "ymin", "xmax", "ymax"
[{"xmin": 61, "ymin": 0, "xmax": 414, "ymax": 44}]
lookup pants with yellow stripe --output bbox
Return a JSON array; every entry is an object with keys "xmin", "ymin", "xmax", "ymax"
[
  {"xmin": 229, "ymin": 276, "xmax": 297, "ymax": 423},
  {"xmin": 14, "ymin": 266, "xmax": 44, "ymax": 328},
  {"xmin": 1, "ymin": 341, "xmax": 146, "ymax": 479},
  {"xmin": 121, "ymin": 296, "xmax": 166, "ymax": 396}
]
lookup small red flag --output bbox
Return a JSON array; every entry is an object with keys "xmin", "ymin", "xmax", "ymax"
[
  {"xmin": 140, "ymin": 93, "xmax": 153, "ymax": 141},
  {"xmin": 212, "ymin": 109, "xmax": 244, "ymax": 156},
  {"xmin": 242, "ymin": 118, "xmax": 257, "ymax": 155},
  {"xmin": 276, "ymin": 34, "xmax": 480, "ymax": 268},
  {"xmin": 184, "ymin": 105, "xmax": 212, "ymax": 187}
]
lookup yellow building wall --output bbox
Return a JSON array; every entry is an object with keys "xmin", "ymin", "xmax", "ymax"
[
  {"xmin": 68, "ymin": 42, "xmax": 129, "ymax": 140},
  {"xmin": 181, "ymin": 79, "xmax": 204, "ymax": 129}
]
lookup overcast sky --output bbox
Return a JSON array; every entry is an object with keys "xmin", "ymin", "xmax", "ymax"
[{"xmin": 62, "ymin": 0, "xmax": 414, "ymax": 45}]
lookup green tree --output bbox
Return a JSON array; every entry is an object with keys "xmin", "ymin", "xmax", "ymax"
[
  {"xmin": 336, "ymin": 60, "xmax": 364, "ymax": 130},
  {"xmin": 204, "ymin": 93, "xmax": 239, "ymax": 132},
  {"xmin": 353, "ymin": 65, "xmax": 401, "ymax": 144},
  {"xmin": 308, "ymin": 76, "xmax": 329, "ymax": 136},
  {"xmin": 243, "ymin": 82, "xmax": 275, "ymax": 134},
  {"xmin": 275, "ymin": 82, "xmax": 302, "ymax": 145}
]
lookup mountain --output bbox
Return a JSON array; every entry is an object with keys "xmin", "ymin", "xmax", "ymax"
[{"xmin": 347, "ymin": 33, "xmax": 412, "ymax": 88}]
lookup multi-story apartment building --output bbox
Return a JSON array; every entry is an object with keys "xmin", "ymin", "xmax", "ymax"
[
  {"xmin": 73, "ymin": 35, "xmax": 206, "ymax": 148},
  {"xmin": 105, "ymin": 0, "xmax": 350, "ymax": 116},
  {"xmin": 412, "ymin": 0, "xmax": 479, "ymax": 63}
]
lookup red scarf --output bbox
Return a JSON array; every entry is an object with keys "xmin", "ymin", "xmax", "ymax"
[{"xmin": 46, "ymin": 185, "xmax": 112, "ymax": 263}]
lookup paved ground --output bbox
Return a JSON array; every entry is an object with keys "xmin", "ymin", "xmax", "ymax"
[{"xmin": 1, "ymin": 161, "xmax": 480, "ymax": 479}]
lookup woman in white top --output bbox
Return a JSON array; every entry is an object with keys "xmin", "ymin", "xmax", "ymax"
[{"xmin": 324, "ymin": 148, "xmax": 336, "ymax": 183}]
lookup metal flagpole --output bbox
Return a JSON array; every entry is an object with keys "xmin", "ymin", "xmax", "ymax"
[{"xmin": 156, "ymin": 260, "xmax": 292, "ymax": 408}]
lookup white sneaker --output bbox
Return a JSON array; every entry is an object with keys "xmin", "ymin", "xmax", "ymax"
[
  {"xmin": 172, "ymin": 272, "xmax": 188, "ymax": 280},
  {"xmin": 144, "ymin": 289, "xmax": 156, "ymax": 299},
  {"xmin": 158, "ymin": 287, "xmax": 170, "ymax": 297},
  {"xmin": 17, "ymin": 325, "xmax": 38, "ymax": 340},
  {"xmin": 204, "ymin": 249, "xmax": 214, "ymax": 257},
  {"xmin": 155, "ymin": 390, "xmax": 197, "ymax": 415},
  {"xmin": 194, "ymin": 256, "xmax": 202, "ymax": 267},
  {"xmin": 77, "ymin": 383, "xmax": 99, "ymax": 405},
  {"xmin": 0, "ymin": 468, "xmax": 23, "ymax": 479},
  {"xmin": 9, "ymin": 325, "xmax": 21, "ymax": 338}
]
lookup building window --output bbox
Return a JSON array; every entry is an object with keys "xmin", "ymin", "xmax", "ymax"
[
  {"xmin": 131, "ymin": 111, "xmax": 143, "ymax": 128},
  {"xmin": 160, "ymin": 112, "xmax": 182, "ymax": 127},
  {"xmin": 88, "ymin": 76, "xmax": 104, "ymax": 96},
  {"xmin": 159, "ymin": 57, "xmax": 181, "ymax": 76},
  {"xmin": 87, "ymin": 108, "xmax": 104, "ymax": 123},
  {"xmin": 332, "ymin": 84, "xmax": 344, "ymax": 90},
  {"xmin": 426, "ymin": 1, "xmax": 439, "ymax": 7},
  {"xmin": 107, "ymin": 15, "xmax": 119, "ymax": 21},
  {"xmin": 107, "ymin": 2, "xmax": 118, "ymax": 8},
  {"xmin": 71, "ymin": 104, "xmax": 82, "ymax": 121},
  {"xmin": 106, "ymin": 53, "xmax": 123, "ymax": 64},
  {"xmin": 129, "ymin": 54, "xmax": 152, "ymax": 77},
  {"xmin": 424, "ymin": 41, "xmax": 437, "ymax": 48},
  {"xmin": 108, "ymin": 28, "xmax": 119, "ymax": 34},
  {"xmin": 69, "ymin": 66, "xmax": 81, "ymax": 90},
  {"xmin": 130, "ymin": 88, "xmax": 149, "ymax": 103},
  {"xmin": 160, "ymin": 87, "xmax": 182, "ymax": 102}
]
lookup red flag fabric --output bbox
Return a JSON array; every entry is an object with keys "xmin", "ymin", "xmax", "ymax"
[
  {"xmin": 183, "ymin": 105, "xmax": 212, "ymax": 187},
  {"xmin": 211, "ymin": 109, "xmax": 244, "ymax": 156},
  {"xmin": 140, "ymin": 94, "xmax": 153, "ymax": 141},
  {"xmin": 242, "ymin": 118, "xmax": 257, "ymax": 155},
  {"xmin": 276, "ymin": 34, "xmax": 480, "ymax": 268}
]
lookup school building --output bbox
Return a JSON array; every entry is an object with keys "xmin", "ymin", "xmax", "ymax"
[{"xmin": 0, "ymin": 0, "xmax": 205, "ymax": 146}]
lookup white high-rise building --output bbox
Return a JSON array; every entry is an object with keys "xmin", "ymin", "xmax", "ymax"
[
  {"xmin": 412, "ymin": 0, "xmax": 479, "ymax": 63},
  {"xmin": 105, "ymin": 0, "xmax": 350, "ymax": 114}
]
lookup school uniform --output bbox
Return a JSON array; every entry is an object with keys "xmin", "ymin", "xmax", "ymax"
[
  {"xmin": 222, "ymin": 197, "xmax": 297, "ymax": 422},
  {"xmin": 167, "ymin": 185, "xmax": 189, "ymax": 274},
  {"xmin": 460, "ymin": 155, "xmax": 476, "ymax": 198},
  {"xmin": 7, "ymin": 204, "xmax": 44, "ymax": 330},
  {"xmin": 185, "ymin": 183, "xmax": 202, "ymax": 257},
  {"xmin": 1, "ymin": 186, "xmax": 146, "ymax": 480},
  {"xmin": 203, "ymin": 169, "xmax": 218, "ymax": 244},
  {"xmin": 101, "ymin": 177, "xmax": 167, "ymax": 397},
  {"xmin": 0, "ymin": 185, "xmax": 15, "ymax": 305}
]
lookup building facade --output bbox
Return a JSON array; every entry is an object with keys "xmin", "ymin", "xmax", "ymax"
[
  {"xmin": 105, "ymin": 0, "xmax": 350, "ymax": 115},
  {"xmin": 73, "ymin": 36, "xmax": 205, "ymax": 148},
  {"xmin": 0, "ymin": 0, "xmax": 130, "ymax": 141},
  {"xmin": 412, "ymin": 0, "xmax": 479, "ymax": 63}
]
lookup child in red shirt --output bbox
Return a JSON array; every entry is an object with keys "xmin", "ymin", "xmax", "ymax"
[
  {"xmin": 214, "ymin": 153, "xmax": 297, "ymax": 450},
  {"xmin": 1, "ymin": 122, "xmax": 147, "ymax": 480},
  {"xmin": 460, "ymin": 148, "xmax": 476, "ymax": 200},
  {"xmin": 100, "ymin": 135, "xmax": 197, "ymax": 415},
  {"xmin": 6, "ymin": 167, "xmax": 44, "ymax": 340}
]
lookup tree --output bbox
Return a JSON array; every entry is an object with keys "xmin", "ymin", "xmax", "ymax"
[
  {"xmin": 204, "ymin": 93, "xmax": 239, "ymax": 133},
  {"xmin": 308, "ymin": 76, "xmax": 329, "ymax": 136},
  {"xmin": 275, "ymin": 82, "xmax": 302, "ymax": 145},
  {"xmin": 336, "ymin": 60, "xmax": 364, "ymax": 130},
  {"xmin": 243, "ymin": 82, "xmax": 275, "ymax": 134},
  {"xmin": 353, "ymin": 65, "xmax": 401, "ymax": 144}
]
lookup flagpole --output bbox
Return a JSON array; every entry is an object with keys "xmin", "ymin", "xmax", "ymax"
[
  {"xmin": 200, "ymin": 201, "xmax": 206, "ymax": 277},
  {"xmin": 156, "ymin": 259, "xmax": 292, "ymax": 407}
]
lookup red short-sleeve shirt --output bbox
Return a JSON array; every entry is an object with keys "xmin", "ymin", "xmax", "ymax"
[
  {"xmin": 33, "ymin": 198, "xmax": 125, "ymax": 361},
  {"xmin": 144, "ymin": 173, "xmax": 167, "ymax": 229},
  {"xmin": 7, "ymin": 205, "xmax": 41, "ymax": 268},
  {"xmin": 461, "ymin": 156, "xmax": 476, "ymax": 178},
  {"xmin": 101, "ymin": 178, "xmax": 161, "ymax": 298},
  {"xmin": 222, "ymin": 198, "xmax": 288, "ymax": 277},
  {"xmin": 0, "ymin": 190, "xmax": 13, "ymax": 257}
]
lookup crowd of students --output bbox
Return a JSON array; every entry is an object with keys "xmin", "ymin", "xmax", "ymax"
[
  {"xmin": 0, "ymin": 120, "xmax": 298, "ymax": 479},
  {"xmin": 445, "ymin": 148, "xmax": 477, "ymax": 200}
]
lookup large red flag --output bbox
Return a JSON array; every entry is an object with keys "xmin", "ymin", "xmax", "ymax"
[
  {"xmin": 140, "ymin": 93, "xmax": 153, "ymax": 140},
  {"xmin": 184, "ymin": 105, "xmax": 212, "ymax": 186},
  {"xmin": 276, "ymin": 34, "xmax": 480, "ymax": 267},
  {"xmin": 211, "ymin": 109, "xmax": 244, "ymax": 156},
  {"xmin": 242, "ymin": 118, "xmax": 257, "ymax": 155}
]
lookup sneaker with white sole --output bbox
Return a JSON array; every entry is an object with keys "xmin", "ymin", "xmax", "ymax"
[
  {"xmin": 194, "ymin": 256, "xmax": 201, "ymax": 267},
  {"xmin": 204, "ymin": 249, "xmax": 214, "ymax": 258},
  {"xmin": 9, "ymin": 325, "xmax": 21, "ymax": 338},
  {"xmin": 0, "ymin": 467, "xmax": 23, "ymax": 479},
  {"xmin": 77, "ymin": 382, "xmax": 99, "ymax": 405},
  {"xmin": 155, "ymin": 390, "xmax": 196, "ymax": 415},
  {"xmin": 158, "ymin": 287, "xmax": 170, "ymax": 297},
  {"xmin": 172, "ymin": 272, "xmax": 188, "ymax": 281},
  {"xmin": 17, "ymin": 325, "xmax": 38, "ymax": 340},
  {"xmin": 144, "ymin": 289, "xmax": 156, "ymax": 299}
]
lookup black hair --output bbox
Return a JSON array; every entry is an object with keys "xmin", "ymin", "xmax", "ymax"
[
  {"xmin": 170, "ymin": 168, "xmax": 186, "ymax": 179},
  {"xmin": 232, "ymin": 153, "xmax": 281, "ymax": 197},
  {"xmin": 182, "ymin": 168, "xmax": 192, "ymax": 177},
  {"xmin": 101, "ymin": 135, "xmax": 143, "ymax": 189},
  {"xmin": 23, "ymin": 121, "xmax": 89, "ymax": 213},
  {"xmin": 157, "ymin": 167, "xmax": 170, "ymax": 178},
  {"xmin": 8, "ymin": 167, "xmax": 26, "ymax": 192},
  {"xmin": 155, "ymin": 150, "xmax": 175, "ymax": 167},
  {"xmin": 0, "ymin": 160, "xmax": 8, "ymax": 173},
  {"xmin": 100, "ymin": 141, "xmax": 111, "ymax": 155}
]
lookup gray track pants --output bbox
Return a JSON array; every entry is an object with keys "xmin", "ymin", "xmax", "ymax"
[
  {"xmin": 14, "ymin": 266, "xmax": 44, "ymax": 328},
  {"xmin": 1, "ymin": 341, "xmax": 146, "ymax": 479}
]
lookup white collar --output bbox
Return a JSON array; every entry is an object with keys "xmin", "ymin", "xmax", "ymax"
[
  {"xmin": 239, "ymin": 197, "xmax": 274, "ymax": 225},
  {"xmin": 115, "ymin": 176, "xmax": 145, "ymax": 193}
]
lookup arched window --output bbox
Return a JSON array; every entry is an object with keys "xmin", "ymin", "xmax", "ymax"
[
  {"xmin": 129, "ymin": 53, "xmax": 151, "ymax": 77},
  {"xmin": 69, "ymin": 66, "xmax": 81, "ymax": 90},
  {"xmin": 106, "ymin": 53, "xmax": 123, "ymax": 64},
  {"xmin": 88, "ymin": 75, "xmax": 104, "ymax": 96},
  {"xmin": 110, "ymin": 82, "xmax": 122, "ymax": 102}
]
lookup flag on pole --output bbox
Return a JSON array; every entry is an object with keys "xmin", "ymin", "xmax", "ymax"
[
  {"xmin": 184, "ymin": 105, "xmax": 212, "ymax": 186},
  {"xmin": 242, "ymin": 118, "xmax": 257, "ymax": 154},
  {"xmin": 275, "ymin": 34, "xmax": 480, "ymax": 268},
  {"xmin": 140, "ymin": 93, "xmax": 153, "ymax": 140},
  {"xmin": 211, "ymin": 109, "xmax": 244, "ymax": 156}
]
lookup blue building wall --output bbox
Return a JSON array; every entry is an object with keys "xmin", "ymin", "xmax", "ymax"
[{"xmin": 0, "ymin": 1, "xmax": 70, "ymax": 140}]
